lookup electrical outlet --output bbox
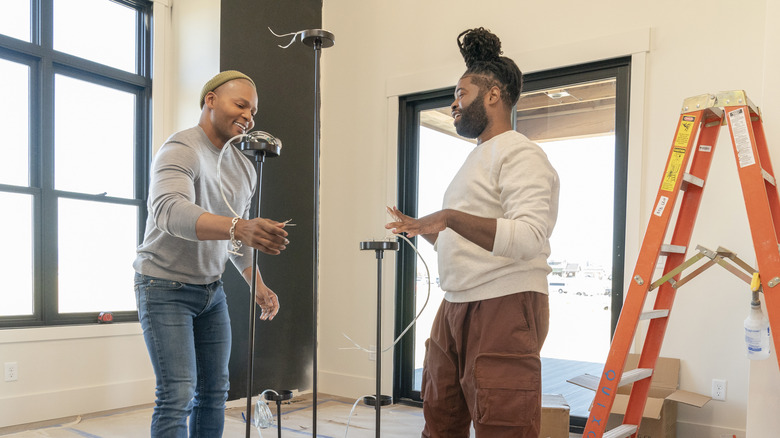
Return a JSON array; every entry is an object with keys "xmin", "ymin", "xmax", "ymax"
[
  {"xmin": 711, "ymin": 378, "xmax": 726, "ymax": 401},
  {"xmin": 368, "ymin": 345, "xmax": 376, "ymax": 361},
  {"xmin": 4, "ymin": 362, "xmax": 18, "ymax": 382}
]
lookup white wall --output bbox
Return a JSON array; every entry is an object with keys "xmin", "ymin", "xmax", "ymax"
[
  {"xmin": 745, "ymin": 2, "xmax": 780, "ymax": 437},
  {"xmin": 153, "ymin": 0, "xmax": 222, "ymax": 153},
  {"xmin": 319, "ymin": 1, "xmax": 779, "ymax": 437},
  {"xmin": 0, "ymin": 325, "xmax": 153, "ymax": 427},
  {"xmin": 0, "ymin": 0, "xmax": 220, "ymax": 429}
]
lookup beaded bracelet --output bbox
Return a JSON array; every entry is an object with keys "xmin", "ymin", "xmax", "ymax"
[{"xmin": 228, "ymin": 216, "xmax": 243, "ymax": 256}]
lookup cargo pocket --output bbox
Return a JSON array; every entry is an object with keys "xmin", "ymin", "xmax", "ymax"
[{"xmin": 473, "ymin": 352, "xmax": 540, "ymax": 427}]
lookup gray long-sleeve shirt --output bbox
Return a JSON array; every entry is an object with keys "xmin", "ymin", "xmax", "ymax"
[{"xmin": 133, "ymin": 126, "xmax": 256, "ymax": 284}]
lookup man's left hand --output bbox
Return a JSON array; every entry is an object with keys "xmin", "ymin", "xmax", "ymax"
[
  {"xmin": 385, "ymin": 206, "xmax": 448, "ymax": 238},
  {"xmin": 255, "ymin": 284, "xmax": 279, "ymax": 321}
]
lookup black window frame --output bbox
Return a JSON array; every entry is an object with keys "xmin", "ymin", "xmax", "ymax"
[
  {"xmin": 392, "ymin": 58, "xmax": 632, "ymax": 423},
  {"xmin": 0, "ymin": 0, "xmax": 152, "ymax": 328}
]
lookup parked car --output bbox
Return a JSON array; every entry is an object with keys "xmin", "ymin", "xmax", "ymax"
[{"xmin": 548, "ymin": 279, "xmax": 568, "ymax": 293}]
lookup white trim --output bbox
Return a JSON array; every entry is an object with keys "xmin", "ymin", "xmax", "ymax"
[
  {"xmin": 386, "ymin": 27, "xmax": 651, "ymax": 98},
  {"xmin": 0, "ymin": 378, "xmax": 154, "ymax": 428},
  {"xmin": 626, "ymin": 50, "xmax": 648, "ymax": 294},
  {"xmin": 151, "ymin": 0, "xmax": 173, "ymax": 155},
  {"xmin": 677, "ymin": 419, "xmax": 746, "ymax": 438},
  {"xmin": 385, "ymin": 96, "xmax": 400, "ymax": 217},
  {"xmin": 0, "ymin": 323, "xmax": 142, "ymax": 344},
  {"xmin": 319, "ymin": 370, "xmax": 386, "ymax": 400}
]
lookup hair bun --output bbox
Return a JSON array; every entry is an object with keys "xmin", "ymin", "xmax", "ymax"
[{"xmin": 457, "ymin": 27, "xmax": 502, "ymax": 68}]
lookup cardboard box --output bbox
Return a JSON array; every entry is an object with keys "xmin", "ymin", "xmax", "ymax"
[
  {"xmin": 571, "ymin": 354, "xmax": 711, "ymax": 438},
  {"xmin": 539, "ymin": 393, "xmax": 570, "ymax": 438}
]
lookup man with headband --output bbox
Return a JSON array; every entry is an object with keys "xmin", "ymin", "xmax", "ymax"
[
  {"xmin": 387, "ymin": 28, "xmax": 560, "ymax": 437},
  {"xmin": 134, "ymin": 70, "xmax": 289, "ymax": 436}
]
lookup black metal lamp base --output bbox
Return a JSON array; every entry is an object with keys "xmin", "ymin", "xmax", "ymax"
[
  {"xmin": 263, "ymin": 390, "xmax": 294, "ymax": 438},
  {"xmin": 359, "ymin": 240, "xmax": 399, "ymax": 252},
  {"xmin": 301, "ymin": 29, "xmax": 335, "ymax": 48},
  {"xmin": 264, "ymin": 390, "xmax": 294, "ymax": 402},
  {"xmin": 232, "ymin": 132, "xmax": 282, "ymax": 159},
  {"xmin": 363, "ymin": 395, "xmax": 392, "ymax": 407}
]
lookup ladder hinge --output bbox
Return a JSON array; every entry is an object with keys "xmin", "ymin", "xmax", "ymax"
[{"xmin": 696, "ymin": 245, "xmax": 718, "ymax": 259}]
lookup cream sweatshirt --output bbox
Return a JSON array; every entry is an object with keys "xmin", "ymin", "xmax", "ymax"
[{"xmin": 436, "ymin": 130, "xmax": 560, "ymax": 303}]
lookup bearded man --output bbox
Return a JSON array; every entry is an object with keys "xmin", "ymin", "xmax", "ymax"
[{"xmin": 386, "ymin": 28, "xmax": 560, "ymax": 438}]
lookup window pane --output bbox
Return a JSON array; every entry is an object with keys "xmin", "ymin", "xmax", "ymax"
[
  {"xmin": 53, "ymin": 0, "xmax": 137, "ymax": 73},
  {"xmin": 55, "ymin": 75, "xmax": 136, "ymax": 198},
  {"xmin": 0, "ymin": 193, "xmax": 34, "ymax": 316},
  {"xmin": 0, "ymin": 0, "xmax": 31, "ymax": 42},
  {"xmin": 0, "ymin": 59, "xmax": 30, "ymax": 186},
  {"xmin": 58, "ymin": 199, "xmax": 137, "ymax": 313},
  {"xmin": 520, "ymin": 79, "xmax": 618, "ymax": 420},
  {"xmin": 518, "ymin": 79, "xmax": 617, "ymax": 365}
]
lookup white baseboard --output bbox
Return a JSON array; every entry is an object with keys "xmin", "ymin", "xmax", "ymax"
[
  {"xmin": 0, "ymin": 378, "xmax": 155, "ymax": 429},
  {"xmin": 319, "ymin": 369, "xmax": 387, "ymax": 400},
  {"xmin": 678, "ymin": 420, "xmax": 745, "ymax": 438}
]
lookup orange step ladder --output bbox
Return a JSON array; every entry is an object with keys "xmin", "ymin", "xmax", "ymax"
[{"xmin": 579, "ymin": 90, "xmax": 780, "ymax": 438}]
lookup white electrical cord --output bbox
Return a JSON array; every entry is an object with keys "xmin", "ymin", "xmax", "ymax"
[
  {"xmin": 343, "ymin": 394, "xmax": 379, "ymax": 438},
  {"xmin": 268, "ymin": 27, "xmax": 305, "ymax": 48},
  {"xmin": 340, "ymin": 233, "xmax": 432, "ymax": 354},
  {"xmin": 216, "ymin": 131, "xmax": 284, "ymax": 250},
  {"xmin": 216, "ymin": 133, "xmax": 251, "ymax": 218},
  {"xmin": 245, "ymin": 389, "xmax": 283, "ymax": 432}
]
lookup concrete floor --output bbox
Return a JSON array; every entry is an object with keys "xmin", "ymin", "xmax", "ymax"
[{"xmin": 0, "ymin": 394, "xmax": 583, "ymax": 437}]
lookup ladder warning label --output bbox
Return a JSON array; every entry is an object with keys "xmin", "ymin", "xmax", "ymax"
[
  {"xmin": 654, "ymin": 195, "xmax": 669, "ymax": 216},
  {"xmin": 674, "ymin": 116, "xmax": 696, "ymax": 147},
  {"xmin": 661, "ymin": 147, "xmax": 686, "ymax": 191},
  {"xmin": 728, "ymin": 108, "xmax": 756, "ymax": 168}
]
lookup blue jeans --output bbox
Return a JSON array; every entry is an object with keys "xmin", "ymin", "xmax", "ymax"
[{"xmin": 134, "ymin": 273, "xmax": 232, "ymax": 438}]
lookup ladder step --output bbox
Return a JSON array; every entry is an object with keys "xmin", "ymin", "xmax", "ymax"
[
  {"xmin": 567, "ymin": 368, "xmax": 654, "ymax": 391},
  {"xmin": 620, "ymin": 368, "xmax": 654, "ymax": 386},
  {"xmin": 640, "ymin": 309, "xmax": 670, "ymax": 320},
  {"xmin": 763, "ymin": 168, "xmax": 776, "ymax": 186},
  {"xmin": 604, "ymin": 424, "xmax": 639, "ymax": 438},
  {"xmin": 681, "ymin": 172, "xmax": 705, "ymax": 189},
  {"xmin": 660, "ymin": 244, "xmax": 687, "ymax": 255},
  {"xmin": 567, "ymin": 373, "xmax": 599, "ymax": 391}
]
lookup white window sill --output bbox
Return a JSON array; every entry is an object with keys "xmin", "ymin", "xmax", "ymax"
[{"xmin": 0, "ymin": 323, "xmax": 143, "ymax": 345}]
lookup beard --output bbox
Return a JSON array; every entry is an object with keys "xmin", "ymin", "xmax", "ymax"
[{"xmin": 454, "ymin": 92, "xmax": 489, "ymax": 139}]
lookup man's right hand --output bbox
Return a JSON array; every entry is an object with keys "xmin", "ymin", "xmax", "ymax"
[
  {"xmin": 195, "ymin": 213, "xmax": 289, "ymax": 255},
  {"xmin": 235, "ymin": 218, "xmax": 288, "ymax": 255}
]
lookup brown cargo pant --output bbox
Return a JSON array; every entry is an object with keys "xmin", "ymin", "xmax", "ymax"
[{"xmin": 421, "ymin": 291, "xmax": 549, "ymax": 438}]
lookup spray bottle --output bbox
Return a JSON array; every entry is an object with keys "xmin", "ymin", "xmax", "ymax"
[{"xmin": 744, "ymin": 273, "xmax": 771, "ymax": 360}]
